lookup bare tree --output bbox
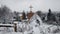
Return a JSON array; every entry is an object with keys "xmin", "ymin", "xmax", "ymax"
[{"xmin": 0, "ymin": 5, "xmax": 12, "ymax": 24}]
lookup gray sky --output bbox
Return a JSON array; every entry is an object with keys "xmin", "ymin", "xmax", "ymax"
[{"xmin": 0, "ymin": 0, "xmax": 60, "ymax": 12}]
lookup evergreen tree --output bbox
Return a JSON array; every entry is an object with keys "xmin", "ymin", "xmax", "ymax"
[
  {"xmin": 0, "ymin": 5, "xmax": 11, "ymax": 24},
  {"xmin": 47, "ymin": 9, "xmax": 52, "ymax": 21},
  {"xmin": 22, "ymin": 11, "xmax": 26, "ymax": 20}
]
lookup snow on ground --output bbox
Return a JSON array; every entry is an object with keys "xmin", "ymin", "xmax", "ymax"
[
  {"xmin": 0, "ymin": 32, "xmax": 22, "ymax": 34},
  {"xmin": 0, "ymin": 20, "xmax": 59, "ymax": 34},
  {"xmin": 0, "ymin": 14, "xmax": 60, "ymax": 34}
]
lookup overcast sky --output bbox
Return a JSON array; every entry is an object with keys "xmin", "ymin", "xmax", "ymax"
[{"xmin": 0, "ymin": 0, "xmax": 60, "ymax": 12}]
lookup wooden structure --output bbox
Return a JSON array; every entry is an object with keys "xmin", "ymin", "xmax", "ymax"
[
  {"xmin": 0, "ymin": 24, "xmax": 17, "ymax": 32},
  {"xmin": 27, "ymin": 5, "xmax": 34, "ymax": 20},
  {"xmin": 27, "ymin": 11, "xmax": 34, "ymax": 20}
]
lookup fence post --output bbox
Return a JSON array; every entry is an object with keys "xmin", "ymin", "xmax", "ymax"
[{"xmin": 14, "ymin": 23, "xmax": 17, "ymax": 32}]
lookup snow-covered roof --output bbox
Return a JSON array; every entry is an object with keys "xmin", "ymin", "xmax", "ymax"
[{"xmin": 29, "ymin": 13, "xmax": 43, "ymax": 24}]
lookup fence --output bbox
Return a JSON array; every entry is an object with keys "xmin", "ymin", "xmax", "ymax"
[{"xmin": 0, "ymin": 23, "xmax": 17, "ymax": 32}]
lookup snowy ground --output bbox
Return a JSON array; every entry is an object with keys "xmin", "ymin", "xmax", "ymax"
[
  {"xmin": 0, "ymin": 23, "xmax": 60, "ymax": 34},
  {"xmin": 0, "ymin": 14, "xmax": 60, "ymax": 34}
]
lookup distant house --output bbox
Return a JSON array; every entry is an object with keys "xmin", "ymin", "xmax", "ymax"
[
  {"xmin": 21, "ymin": 5, "xmax": 35, "ymax": 21},
  {"xmin": 20, "ymin": 11, "xmax": 34, "ymax": 23},
  {"xmin": 27, "ymin": 11, "xmax": 34, "ymax": 20},
  {"xmin": 29, "ymin": 13, "xmax": 43, "ymax": 24}
]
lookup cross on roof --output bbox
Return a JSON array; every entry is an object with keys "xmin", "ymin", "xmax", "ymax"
[
  {"xmin": 29, "ymin": 5, "xmax": 33, "ymax": 11},
  {"xmin": 30, "ymin": 5, "xmax": 33, "ymax": 8}
]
